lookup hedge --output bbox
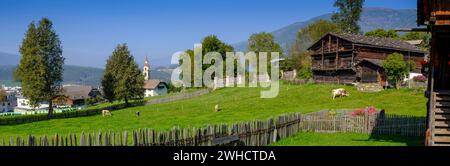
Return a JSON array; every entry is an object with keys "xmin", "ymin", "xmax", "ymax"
[{"xmin": 0, "ymin": 101, "xmax": 145, "ymax": 125}]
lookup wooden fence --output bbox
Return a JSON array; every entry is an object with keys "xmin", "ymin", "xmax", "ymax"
[
  {"xmin": 299, "ymin": 110, "xmax": 426, "ymax": 137},
  {"xmin": 0, "ymin": 110, "xmax": 426, "ymax": 146}
]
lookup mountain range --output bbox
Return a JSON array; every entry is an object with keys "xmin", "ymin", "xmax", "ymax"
[
  {"xmin": 0, "ymin": 52, "xmax": 171, "ymax": 86},
  {"xmin": 232, "ymin": 7, "xmax": 419, "ymax": 52}
]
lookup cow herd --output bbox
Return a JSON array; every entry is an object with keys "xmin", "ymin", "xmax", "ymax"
[{"xmin": 101, "ymin": 110, "xmax": 142, "ymax": 118}]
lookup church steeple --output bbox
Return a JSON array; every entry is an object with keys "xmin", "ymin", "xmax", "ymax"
[{"xmin": 143, "ymin": 56, "xmax": 150, "ymax": 81}]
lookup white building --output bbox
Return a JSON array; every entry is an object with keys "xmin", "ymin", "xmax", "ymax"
[
  {"xmin": 1, "ymin": 91, "xmax": 17, "ymax": 112},
  {"xmin": 144, "ymin": 80, "xmax": 168, "ymax": 97},
  {"xmin": 14, "ymin": 96, "xmax": 49, "ymax": 113},
  {"xmin": 143, "ymin": 56, "xmax": 168, "ymax": 97}
]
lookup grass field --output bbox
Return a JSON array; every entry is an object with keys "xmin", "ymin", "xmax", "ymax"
[
  {"xmin": 271, "ymin": 132, "xmax": 424, "ymax": 146},
  {"xmin": 0, "ymin": 83, "xmax": 427, "ymax": 139}
]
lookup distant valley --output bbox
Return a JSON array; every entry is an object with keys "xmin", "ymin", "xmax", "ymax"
[{"xmin": 0, "ymin": 52, "xmax": 172, "ymax": 86}]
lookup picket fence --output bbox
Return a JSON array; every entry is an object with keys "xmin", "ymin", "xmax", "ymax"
[{"xmin": 1, "ymin": 110, "xmax": 426, "ymax": 146}]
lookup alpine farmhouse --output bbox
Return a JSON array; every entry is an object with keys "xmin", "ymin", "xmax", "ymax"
[{"xmin": 308, "ymin": 33, "xmax": 427, "ymax": 87}]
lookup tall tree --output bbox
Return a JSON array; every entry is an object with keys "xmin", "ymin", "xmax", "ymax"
[
  {"xmin": 202, "ymin": 35, "xmax": 234, "ymax": 56},
  {"xmin": 332, "ymin": 0, "xmax": 365, "ymax": 34},
  {"xmin": 180, "ymin": 35, "xmax": 235, "ymax": 87},
  {"xmin": 201, "ymin": 35, "xmax": 234, "ymax": 71},
  {"xmin": 102, "ymin": 44, "xmax": 144, "ymax": 105},
  {"xmin": 101, "ymin": 72, "xmax": 116, "ymax": 102},
  {"xmin": 365, "ymin": 29, "xmax": 399, "ymax": 38},
  {"xmin": 14, "ymin": 18, "xmax": 64, "ymax": 118},
  {"xmin": 0, "ymin": 86, "xmax": 6, "ymax": 103},
  {"xmin": 247, "ymin": 32, "xmax": 283, "ymax": 76},
  {"xmin": 289, "ymin": 20, "xmax": 340, "ymax": 79},
  {"xmin": 293, "ymin": 20, "xmax": 340, "ymax": 53}
]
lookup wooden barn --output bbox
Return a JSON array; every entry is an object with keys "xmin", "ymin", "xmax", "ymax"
[
  {"xmin": 53, "ymin": 86, "xmax": 102, "ymax": 107},
  {"xmin": 418, "ymin": 0, "xmax": 450, "ymax": 146},
  {"xmin": 307, "ymin": 33, "xmax": 426, "ymax": 87}
]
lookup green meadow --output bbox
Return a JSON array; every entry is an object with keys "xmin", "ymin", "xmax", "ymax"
[
  {"xmin": 271, "ymin": 132, "xmax": 424, "ymax": 146},
  {"xmin": 0, "ymin": 83, "xmax": 427, "ymax": 141}
]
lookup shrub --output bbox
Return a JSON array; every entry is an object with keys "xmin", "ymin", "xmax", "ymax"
[
  {"xmin": 351, "ymin": 106, "xmax": 378, "ymax": 117},
  {"xmin": 0, "ymin": 100, "xmax": 145, "ymax": 125},
  {"xmin": 351, "ymin": 108, "xmax": 365, "ymax": 116},
  {"xmin": 382, "ymin": 53, "xmax": 408, "ymax": 89}
]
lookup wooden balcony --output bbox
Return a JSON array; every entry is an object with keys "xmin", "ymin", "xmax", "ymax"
[{"xmin": 312, "ymin": 61, "xmax": 354, "ymax": 71}]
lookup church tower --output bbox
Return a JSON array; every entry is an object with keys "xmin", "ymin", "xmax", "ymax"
[{"xmin": 143, "ymin": 56, "xmax": 150, "ymax": 81}]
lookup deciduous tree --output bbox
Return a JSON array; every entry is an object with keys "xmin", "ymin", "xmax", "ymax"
[
  {"xmin": 289, "ymin": 20, "xmax": 340, "ymax": 79},
  {"xmin": 382, "ymin": 53, "xmax": 408, "ymax": 89},
  {"xmin": 181, "ymin": 35, "xmax": 235, "ymax": 87},
  {"xmin": 332, "ymin": 0, "xmax": 365, "ymax": 34},
  {"xmin": 247, "ymin": 32, "xmax": 283, "ymax": 76},
  {"xmin": 365, "ymin": 29, "xmax": 399, "ymax": 38}
]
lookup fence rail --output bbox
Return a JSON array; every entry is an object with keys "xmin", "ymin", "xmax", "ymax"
[{"xmin": 0, "ymin": 110, "xmax": 426, "ymax": 146}]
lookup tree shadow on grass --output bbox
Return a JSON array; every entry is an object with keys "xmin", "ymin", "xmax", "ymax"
[{"xmin": 351, "ymin": 134, "xmax": 424, "ymax": 146}]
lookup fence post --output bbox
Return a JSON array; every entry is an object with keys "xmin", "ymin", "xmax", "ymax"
[
  {"xmin": 124, "ymin": 131, "xmax": 128, "ymax": 146},
  {"xmin": 80, "ymin": 132, "xmax": 86, "ymax": 146},
  {"xmin": 272, "ymin": 128, "xmax": 278, "ymax": 143}
]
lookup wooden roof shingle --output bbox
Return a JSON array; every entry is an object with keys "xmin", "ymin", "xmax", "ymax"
[{"xmin": 308, "ymin": 33, "xmax": 426, "ymax": 53}]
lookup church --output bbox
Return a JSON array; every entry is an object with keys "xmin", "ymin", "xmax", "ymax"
[{"xmin": 143, "ymin": 56, "xmax": 168, "ymax": 97}]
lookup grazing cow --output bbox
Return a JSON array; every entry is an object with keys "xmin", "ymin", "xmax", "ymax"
[
  {"xmin": 135, "ymin": 111, "xmax": 140, "ymax": 118},
  {"xmin": 102, "ymin": 110, "xmax": 112, "ymax": 117},
  {"xmin": 214, "ymin": 104, "xmax": 221, "ymax": 112},
  {"xmin": 331, "ymin": 88, "xmax": 349, "ymax": 100}
]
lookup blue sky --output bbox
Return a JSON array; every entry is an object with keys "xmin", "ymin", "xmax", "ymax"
[{"xmin": 0, "ymin": 0, "xmax": 417, "ymax": 68}]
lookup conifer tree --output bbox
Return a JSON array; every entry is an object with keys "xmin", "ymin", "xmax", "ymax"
[
  {"xmin": 15, "ymin": 18, "xmax": 64, "ymax": 118},
  {"xmin": 102, "ymin": 44, "xmax": 144, "ymax": 105}
]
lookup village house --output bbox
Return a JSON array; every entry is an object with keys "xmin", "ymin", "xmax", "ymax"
[
  {"xmin": 144, "ymin": 79, "xmax": 168, "ymax": 97},
  {"xmin": 54, "ymin": 85, "xmax": 102, "ymax": 107},
  {"xmin": 143, "ymin": 56, "xmax": 168, "ymax": 97},
  {"xmin": 307, "ymin": 33, "xmax": 427, "ymax": 87},
  {"xmin": 14, "ymin": 96, "xmax": 49, "ymax": 113},
  {"xmin": 0, "ymin": 91, "xmax": 17, "ymax": 112}
]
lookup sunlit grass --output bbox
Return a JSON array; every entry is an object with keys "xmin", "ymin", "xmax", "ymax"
[{"xmin": 0, "ymin": 83, "xmax": 427, "ymax": 139}]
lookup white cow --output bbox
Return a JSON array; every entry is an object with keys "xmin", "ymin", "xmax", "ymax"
[
  {"xmin": 332, "ymin": 88, "xmax": 349, "ymax": 100},
  {"xmin": 102, "ymin": 110, "xmax": 112, "ymax": 117},
  {"xmin": 214, "ymin": 104, "xmax": 221, "ymax": 112}
]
